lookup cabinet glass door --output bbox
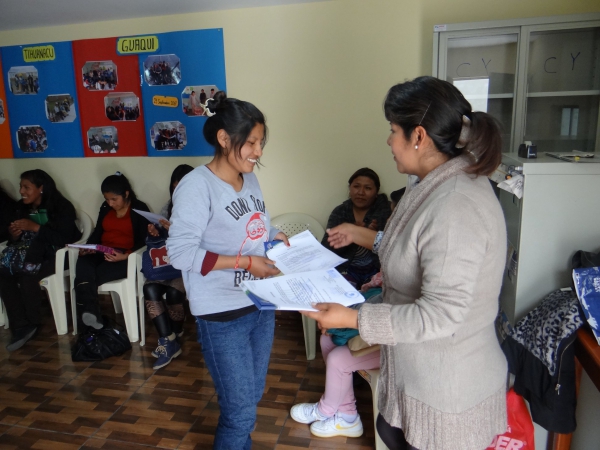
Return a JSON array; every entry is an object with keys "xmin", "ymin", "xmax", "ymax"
[
  {"xmin": 444, "ymin": 33, "xmax": 519, "ymax": 152},
  {"xmin": 525, "ymin": 27, "xmax": 600, "ymax": 151}
]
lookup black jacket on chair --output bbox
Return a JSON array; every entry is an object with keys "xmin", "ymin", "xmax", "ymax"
[{"xmin": 501, "ymin": 289, "xmax": 583, "ymax": 434}]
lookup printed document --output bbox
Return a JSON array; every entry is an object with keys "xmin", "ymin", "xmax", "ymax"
[
  {"xmin": 266, "ymin": 230, "xmax": 346, "ymax": 274},
  {"xmin": 240, "ymin": 269, "xmax": 363, "ymax": 311},
  {"xmin": 240, "ymin": 230, "xmax": 364, "ymax": 311},
  {"xmin": 132, "ymin": 209, "xmax": 168, "ymax": 224}
]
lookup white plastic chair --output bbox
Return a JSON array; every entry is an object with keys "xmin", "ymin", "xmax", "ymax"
[
  {"xmin": 0, "ymin": 299, "xmax": 8, "ymax": 328},
  {"xmin": 39, "ymin": 210, "xmax": 93, "ymax": 335},
  {"xmin": 357, "ymin": 369, "xmax": 389, "ymax": 450},
  {"xmin": 270, "ymin": 213, "xmax": 325, "ymax": 361},
  {"xmin": 69, "ymin": 246, "xmax": 146, "ymax": 343}
]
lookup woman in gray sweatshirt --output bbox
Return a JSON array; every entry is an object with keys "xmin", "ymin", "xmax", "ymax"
[{"xmin": 167, "ymin": 91, "xmax": 288, "ymax": 450}]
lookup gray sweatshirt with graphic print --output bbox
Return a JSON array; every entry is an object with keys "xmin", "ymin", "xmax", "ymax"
[{"xmin": 167, "ymin": 165, "xmax": 279, "ymax": 316}]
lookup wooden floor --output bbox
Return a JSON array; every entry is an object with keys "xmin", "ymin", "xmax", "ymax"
[{"xmin": 0, "ymin": 296, "xmax": 378, "ymax": 449}]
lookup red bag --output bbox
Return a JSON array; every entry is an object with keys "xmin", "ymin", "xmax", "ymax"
[{"xmin": 486, "ymin": 388, "xmax": 535, "ymax": 450}]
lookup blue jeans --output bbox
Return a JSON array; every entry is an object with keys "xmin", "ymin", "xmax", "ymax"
[{"xmin": 196, "ymin": 309, "xmax": 275, "ymax": 450}]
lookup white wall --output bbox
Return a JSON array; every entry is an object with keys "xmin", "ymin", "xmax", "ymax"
[{"xmin": 1, "ymin": 0, "xmax": 597, "ymax": 223}]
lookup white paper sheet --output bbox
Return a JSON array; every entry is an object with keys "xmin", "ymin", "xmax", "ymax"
[
  {"xmin": 266, "ymin": 230, "xmax": 346, "ymax": 275},
  {"xmin": 240, "ymin": 269, "xmax": 364, "ymax": 311},
  {"xmin": 132, "ymin": 209, "xmax": 167, "ymax": 224}
]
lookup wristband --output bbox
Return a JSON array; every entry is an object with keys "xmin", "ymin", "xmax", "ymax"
[
  {"xmin": 247, "ymin": 256, "xmax": 252, "ymax": 271},
  {"xmin": 234, "ymin": 253, "xmax": 241, "ymax": 269}
]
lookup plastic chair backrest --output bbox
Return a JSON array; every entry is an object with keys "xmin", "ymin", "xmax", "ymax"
[
  {"xmin": 270, "ymin": 212, "xmax": 325, "ymax": 241},
  {"xmin": 75, "ymin": 210, "xmax": 94, "ymax": 243}
]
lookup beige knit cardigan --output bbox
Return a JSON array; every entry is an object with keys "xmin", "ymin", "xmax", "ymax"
[{"xmin": 359, "ymin": 169, "xmax": 508, "ymax": 450}]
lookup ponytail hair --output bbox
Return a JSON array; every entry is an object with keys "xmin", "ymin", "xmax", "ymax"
[
  {"xmin": 203, "ymin": 91, "xmax": 267, "ymax": 161},
  {"xmin": 101, "ymin": 172, "xmax": 137, "ymax": 203},
  {"xmin": 384, "ymin": 76, "xmax": 502, "ymax": 176}
]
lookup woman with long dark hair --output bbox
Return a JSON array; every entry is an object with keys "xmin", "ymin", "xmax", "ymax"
[
  {"xmin": 144, "ymin": 164, "xmax": 193, "ymax": 370},
  {"xmin": 0, "ymin": 170, "xmax": 81, "ymax": 351},
  {"xmin": 0, "ymin": 186, "xmax": 17, "ymax": 243},
  {"xmin": 303, "ymin": 77, "xmax": 508, "ymax": 450},
  {"xmin": 321, "ymin": 167, "xmax": 391, "ymax": 287},
  {"xmin": 74, "ymin": 172, "xmax": 149, "ymax": 330}
]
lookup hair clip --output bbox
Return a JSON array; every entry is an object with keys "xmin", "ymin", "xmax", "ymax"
[
  {"xmin": 204, "ymin": 99, "xmax": 216, "ymax": 117},
  {"xmin": 115, "ymin": 171, "xmax": 122, "ymax": 176},
  {"xmin": 455, "ymin": 115, "xmax": 472, "ymax": 149},
  {"xmin": 418, "ymin": 102, "xmax": 432, "ymax": 126}
]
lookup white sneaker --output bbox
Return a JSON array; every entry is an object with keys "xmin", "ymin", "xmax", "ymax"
[
  {"xmin": 290, "ymin": 403, "xmax": 327, "ymax": 424},
  {"xmin": 309, "ymin": 413, "xmax": 363, "ymax": 438}
]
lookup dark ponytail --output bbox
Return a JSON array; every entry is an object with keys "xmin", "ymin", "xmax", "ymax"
[
  {"xmin": 203, "ymin": 91, "xmax": 267, "ymax": 160},
  {"xmin": 384, "ymin": 76, "xmax": 502, "ymax": 176},
  {"xmin": 463, "ymin": 111, "xmax": 502, "ymax": 176}
]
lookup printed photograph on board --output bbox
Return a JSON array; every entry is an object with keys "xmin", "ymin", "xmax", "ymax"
[
  {"xmin": 0, "ymin": 99, "xmax": 5, "ymax": 124},
  {"xmin": 17, "ymin": 125, "xmax": 47, "ymax": 153},
  {"xmin": 104, "ymin": 92, "xmax": 140, "ymax": 121},
  {"xmin": 181, "ymin": 85, "xmax": 219, "ymax": 116},
  {"xmin": 45, "ymin": 94, "xmax": 76, "ymax": 123},
  {"xmin": 150, "ymin": 121, "xmax": 186, "ymax": 150},
  {"xmin": 143, "ymin": 54, "xmax": 181, "ymax": 86},
  {"xmin": 8, "ymin": 66, "xmax": 39, "ymax": 95},
  {"xmin": 87, "ymin": 126, "xmax": 119, "ymax": 154},
  {"xmin": 82, "ymin": 61, "xmax": 117, "ymax": 91}
]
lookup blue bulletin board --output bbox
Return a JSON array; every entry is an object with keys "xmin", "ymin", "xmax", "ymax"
[
  {"xmin": 140, "ymin": 29, "xmax": 225, "ymax": 157},
  {"xmin": 1, "ymin": 41, "xmax": 84, "ymax": 158},
  {"xmin": 0, "ymin": 28, "xmax": 226, "ymax": 158}
]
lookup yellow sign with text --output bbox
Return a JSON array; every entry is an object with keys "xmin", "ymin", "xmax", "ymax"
[
  {"xmin": 152, "ymin": 96, "xmax": 178, "ymax": 108},
  {"xmin": 23, "ymin": 45, "xmax": 55, "ymax": 62},
  {"xmin": 117, "ymin": 36, "xmax": 159, "ymax": 54}
]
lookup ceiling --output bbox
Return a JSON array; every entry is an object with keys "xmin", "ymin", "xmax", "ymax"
[{"xmin": 0, "ymin": 0, "xmax": 329, "ymax": 32}]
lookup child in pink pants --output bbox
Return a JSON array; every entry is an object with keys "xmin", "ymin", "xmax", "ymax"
[{"xmin": 290, "ymin": 327, "xmax": 380, "ymax": 438}]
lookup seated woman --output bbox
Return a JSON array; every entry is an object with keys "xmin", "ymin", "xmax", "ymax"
[
  {"xmin": 290, "ymin": 291, "xmax": 382, "ymax": 438},
  {"xmin": 74, "ymin": 172, "xmax": 149, "ymax": 330},
  {"xmin": 0, "ymin": 187, "xmax": 17, "ymax": 242},
  {"xmin": 322, "ymin": 168, "xmax": 391, "ymax": 287},
  {"xmin": 0, "ymin": 170, "xmax": 81, "ymax": 351},
  {"xmin": 144, "ymin": 164, "xmax": 193, "ymax": 370}
]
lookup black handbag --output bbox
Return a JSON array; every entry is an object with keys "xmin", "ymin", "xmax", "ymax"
[
  {"xmin": 71, "ymin": 318, "xmax": 132, "ymax": 362},
  {"xmin": 0, "ymin": 231, "xmax": 38, "ymax": 275},
  {"xmin": 572, "ymin": 250, "xmax": 600, "ymax": 269}
]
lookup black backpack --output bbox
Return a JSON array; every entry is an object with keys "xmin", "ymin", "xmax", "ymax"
[{"xmin": 71, "ymin": 318, "xmax": 132, "ymax": 362}]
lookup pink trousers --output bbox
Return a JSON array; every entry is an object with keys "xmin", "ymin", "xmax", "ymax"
[{"xmin": 317, "ymin": 334, "xmax": 381, "ymax": 417}]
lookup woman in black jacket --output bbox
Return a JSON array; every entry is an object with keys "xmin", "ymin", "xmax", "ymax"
[
  {"xmin": 0, "ymin": 170, "xmax": 81, "ymax": 351},
  {"xmin": 0, "ymin": 187, "xmax": 17, "ymax": 243},
  {"xmin": 74, "ymin": 172, "xmax": 149, "ymax": 330},
  {"xmin": 321, "ymin": 168, "xmax": 391, "ymax": 288}
]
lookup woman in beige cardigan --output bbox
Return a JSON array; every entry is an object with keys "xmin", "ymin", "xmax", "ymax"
[{"xmin": 303, "ymin": 76, "xmax": 508, "ymax": 450}]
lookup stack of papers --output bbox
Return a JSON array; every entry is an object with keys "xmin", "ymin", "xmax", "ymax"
[{"xmin": 240, "ymin": 230, "xmax": 364, "ymax": 311}]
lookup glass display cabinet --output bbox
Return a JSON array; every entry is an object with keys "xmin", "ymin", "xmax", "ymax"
[{"xmin": 433, "ymin": 13, "xmax": 600, "ymax": 153}]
